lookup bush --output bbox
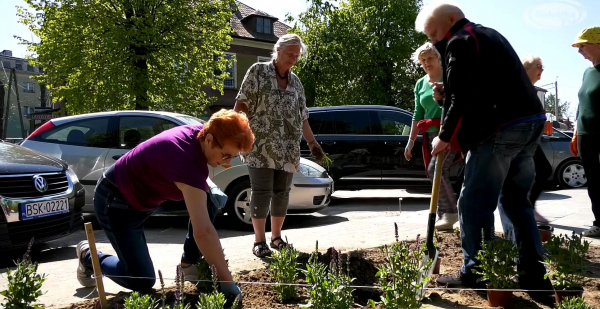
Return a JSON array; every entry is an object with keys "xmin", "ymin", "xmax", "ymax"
[
  {"xmin": 268, "ymin": 239, "xmax": 300, "ymax": 301},
  {"xmin": 0, "ymin": 238, "xmax": 47, "ymax": 309},
  {"xmin": 544, "ymin": 233, "xmax": 590, "ymax": 290},
  {"xmin": 302, "ymin": 241, "xmax": 354, "ymax": 309}
]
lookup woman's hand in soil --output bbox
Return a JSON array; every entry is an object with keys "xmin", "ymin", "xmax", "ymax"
[{"xmin": 221, "ymin": 282, "xmax": 242, "ymax": 308}]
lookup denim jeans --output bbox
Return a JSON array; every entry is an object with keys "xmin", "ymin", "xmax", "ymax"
[
  {"xmin": 85, "ymin": 177, "xmax": 218, "ymax": 292},
  {"xmin": 458, "ymin": 119, "xmax": 547, "ymax": 282}
]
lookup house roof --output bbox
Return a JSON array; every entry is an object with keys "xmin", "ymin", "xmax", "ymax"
[{"xmin": 231, "ymin": 1, "xmax": 290, "ymax": 43}]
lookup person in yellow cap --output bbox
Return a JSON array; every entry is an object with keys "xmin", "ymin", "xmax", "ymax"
[{"xmin": 571, "ymin": 26, "xmax": 600, "ymax": 237}]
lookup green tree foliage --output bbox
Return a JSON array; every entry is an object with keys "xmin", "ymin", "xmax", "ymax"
[
  {"xmin": 288, "ymin": 0, "xmax": 427, "ymax": 110},
  {"xmin": 16, "ymin": 0, "xmax": 236, "ymax": 114},
  {"xmin": 544, "ymin": 93, "xmax": 571, "ymax": 119}
]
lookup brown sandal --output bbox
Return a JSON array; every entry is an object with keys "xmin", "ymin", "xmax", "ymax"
[
  {"xmin": 252, "ymin": 241, "xmax": 271, "ymax": 257},
  {"xmin": 270, "ymin": 237, "xmax": 288, "ymax": 250}
]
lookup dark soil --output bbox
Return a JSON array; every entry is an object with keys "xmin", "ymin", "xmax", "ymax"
[{"xmin": 57, "ymin": 232, "xmax": 600, "ymax": 308}]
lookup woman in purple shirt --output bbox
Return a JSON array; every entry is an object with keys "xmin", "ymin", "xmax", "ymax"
[{"xmin": 74, "ymin": 110, "xmax": 254, "ymax": 306}]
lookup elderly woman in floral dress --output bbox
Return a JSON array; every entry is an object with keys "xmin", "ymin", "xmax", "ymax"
[{"xmin": 234, "ymin": 34, "xmax": 323, "ymax": 257}]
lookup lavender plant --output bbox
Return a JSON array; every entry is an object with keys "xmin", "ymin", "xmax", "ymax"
[
  {"xmin": 1, "ymin": 238, "xmax": 47, "ymax": 309},
  {"xmin": 301, "ymin": 241, "xmax": 354, "ymax": 309},
  {"xmin": 268, "ymin": 237, "xmax": 300, "ymax": 301},
  {"xmin": 197, "ymin": 265, "xmax": 232, "ymax": 309},
  {"xmin": 172, "ymin": 265, "xmax": 191, "ymax": 309},
  {"xmin": 369, "ymin": 233, "xmax": 431, "ymax": 309}
]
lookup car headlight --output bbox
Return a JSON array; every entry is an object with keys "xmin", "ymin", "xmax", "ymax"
[
  {"xmin": 299, "ymin": 164, "xmax": 327, "ymax": 178},
  {"xmin": 66, "ymin": 166, "xmax": 80, "ymax": 184}
]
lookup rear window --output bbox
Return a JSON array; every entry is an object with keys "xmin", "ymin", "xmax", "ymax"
[{"xmin": 37, "ymin": 118, "xmax": 114, "ymax": 148}]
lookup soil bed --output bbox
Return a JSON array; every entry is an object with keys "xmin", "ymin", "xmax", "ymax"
[{"xmin": 58, "ymin": 232, "xmax": 600, "ymax": 308}]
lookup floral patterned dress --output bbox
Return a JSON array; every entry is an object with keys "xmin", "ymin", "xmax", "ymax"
[{"xmin": 236, "ymin": 61, "xmax": 308, "ymax": 173}]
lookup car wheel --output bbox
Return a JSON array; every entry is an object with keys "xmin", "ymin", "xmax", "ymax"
[
  {"xmin": 556, "ymin": 160, "xmax": 587, "ymax": 189},
  {"xmin": 225, "ymin": 178, "xmax": 271, "ymax": 230}
]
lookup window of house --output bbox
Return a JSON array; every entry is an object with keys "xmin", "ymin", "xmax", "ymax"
[
  {"xmin": 15, "ymin": 62, "xmax": 23, "ymax": 70},
  {"xmin": 256, "ymin": 17, "xmax": 272, "ymax": 34},
  {"xmin": 39, "ymin": 66, "xmax": 44, "ymax": 73},
  {"xmin": 257, "ymin": 56, "xmax": 271, "ymax": 63},
  {"xmin": 24, "ymin": 82, "xmax": 35, "ymax": 93},
  {"xmin": 27, "ymin": 64, "xmax": 35, "ymax": 72},
  {"xmin": 2, "ymin": 61, "xmax": 11, "ymax": 69},
  {"xmin": 223, "ymin": 53, "xmax": 236, "ymax": 89}
]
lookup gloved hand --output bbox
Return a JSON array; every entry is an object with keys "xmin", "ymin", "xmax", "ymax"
[
  {"xmin": 570, "ymin": 133, "xmax": 578, "ymax": 157},
  {"xmin": 220, "ymin": 282, "xmax": 242, "ymax": 308},
  {"xmin": 404, "ymin": 139, "xmax": 415, "ymax": 161},
  {"xmin": 209, "ymin": 186, "xmax": 228, "ymax": 209}
]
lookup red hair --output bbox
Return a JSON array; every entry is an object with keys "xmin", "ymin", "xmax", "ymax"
[{"xmin": 198, "ymin": 109, "xmax": 254, "ymax": 153}]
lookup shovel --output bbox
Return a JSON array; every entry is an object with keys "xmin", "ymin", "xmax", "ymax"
[{"xmin": 418, "ymin": 126, "xmax": 446, "ymax": 298}]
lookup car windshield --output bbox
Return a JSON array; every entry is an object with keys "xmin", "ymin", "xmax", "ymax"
[{"xmin": 176, "ymin": 115, "xmax": 206, "ymax": 125}]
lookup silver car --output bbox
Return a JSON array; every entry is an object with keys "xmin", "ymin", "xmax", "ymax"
[
  {"xmin": 541, "ymin": 129, "xmax": 586, "ymax": 189},
  {"xmin": 20, "ymin": 111, "xmax": 333, "ymax": 228}
]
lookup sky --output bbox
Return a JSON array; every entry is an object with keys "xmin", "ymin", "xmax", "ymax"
[{"xmin": 2, "ymin": 0, "xmax": 598, "ymax": 118}]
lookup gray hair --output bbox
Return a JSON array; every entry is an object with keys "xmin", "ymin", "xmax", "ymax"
[
  {"xmin": 522, "ymin": 55, "xmax": 542, "ymax": 70},
  {"xmin": 411, "ymin": 42, "xmax": 441, "ymax": 64},
  {"xmin": 271, "ymin": 34, "xmax": 308, "ymax": 60},
  {"xmin": 415, "ymin": 0, "xmax": 464, "ymax": 33}
]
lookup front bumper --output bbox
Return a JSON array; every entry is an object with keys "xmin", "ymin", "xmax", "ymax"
[{"xmin": 288, "ymin": 176, "xmax": 334, "ymax": 212}]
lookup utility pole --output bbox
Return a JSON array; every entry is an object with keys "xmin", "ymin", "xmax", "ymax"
[{"xmin": 555, "ymin": 77, "xmax": 559, "ymax": 120}]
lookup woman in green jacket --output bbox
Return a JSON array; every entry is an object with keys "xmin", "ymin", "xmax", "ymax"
[{"xmin": 405, "ymin": 42, "xmax": 461, "ymax": 231}]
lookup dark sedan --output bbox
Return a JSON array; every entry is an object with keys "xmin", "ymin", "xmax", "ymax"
[
  {"xmin": 302, "ymin": 105, "xmax": 584, "ymax": 190},
  {"xmin": 0, "ymin": 141, "xmax": 85, "ymax": 250}
]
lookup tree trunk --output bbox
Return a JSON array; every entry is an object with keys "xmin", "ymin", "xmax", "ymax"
[{"xmin": 0, "ymin": 80, "xmax": 5, "ymax": 140}]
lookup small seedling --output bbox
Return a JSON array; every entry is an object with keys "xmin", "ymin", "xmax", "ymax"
[
  {"xmin": 124, "ymin": 292, "xmax": 158, "ymax": 309},
  {"xmin": 1, "ymin": 238, "xmax": 47, "ymax": 309},
  {"xmin": 558, "ymin": 296, "xmax": 593, "ymax": 309},
  {"xmin": 268, "ymin": 237, "xmax": 300, "ymax": 301}
]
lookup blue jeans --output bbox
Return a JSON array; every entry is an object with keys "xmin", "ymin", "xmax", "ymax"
[
  {"xmin": 459, "ymin": 119, "xmax": 547, "ymax": 282},
  {"xmin": 85, "ymin": 177, "xmax": 218, "ymax": 292}
]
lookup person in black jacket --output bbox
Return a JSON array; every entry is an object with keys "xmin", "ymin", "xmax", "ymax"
[{"xmin": 415, "ymin": 2, "xmax": 552, "ymax": 299}]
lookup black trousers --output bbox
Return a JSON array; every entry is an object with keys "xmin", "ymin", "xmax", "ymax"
[{"xmin": 579, "ymin": 134, "xmax": 600, "ymax": 226}]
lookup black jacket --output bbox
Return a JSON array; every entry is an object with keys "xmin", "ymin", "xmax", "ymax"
[{"xmin": 434, "ymin": 19, "xmax": 544, "ymax": 153}]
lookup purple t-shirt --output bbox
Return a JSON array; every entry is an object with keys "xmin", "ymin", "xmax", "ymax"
[{"xmin": 114, "ymin": 125, "xmax": 209, "ymax": 211}]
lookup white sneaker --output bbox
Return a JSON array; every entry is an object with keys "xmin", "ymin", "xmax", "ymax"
[
  {"xmin": 180, "ymin": 264, "xmax": 199, "ymax": 281},
  {"xmin": 76, "ymin": 240, "xmax": 96, "ymax": 287},
  {"xmin": 582, "ymin": 226, "xmax": 600, "ymax": 238},
  {"xmin": 435, "ymin": 213, "xmax": 458, "ymax": 231}
]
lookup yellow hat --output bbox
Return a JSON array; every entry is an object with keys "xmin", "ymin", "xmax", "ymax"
[{"xmin": 573, "ymin": 26, "xmax": 600, "ymax": 47}]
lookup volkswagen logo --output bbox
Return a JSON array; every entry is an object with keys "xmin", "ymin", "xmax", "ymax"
[{"xmin": 33, "ymin": 175, "xmax": 48, "ymax": 193}]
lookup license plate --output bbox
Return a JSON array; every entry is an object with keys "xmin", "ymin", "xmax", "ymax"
[{"xmin": 21, "ymin": 198, "xmax": 69, "ymax": 220}]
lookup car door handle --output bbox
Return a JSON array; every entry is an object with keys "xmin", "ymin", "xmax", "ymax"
[
  {"xmin": 112, "ymin": 155, "xmax": 123, "ymax": 160},
  {"xmin": 321, "ymin": 141, "xmax": 336, "ymax": 145}
]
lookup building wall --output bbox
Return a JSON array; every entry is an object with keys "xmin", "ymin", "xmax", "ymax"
[
  {"xmin": 1, "ymin": 54, "xmax": 48, "ymax": 138},
  {"xmin": 208, "ymin": 38, "xmax": 275, "ymax": 112}
]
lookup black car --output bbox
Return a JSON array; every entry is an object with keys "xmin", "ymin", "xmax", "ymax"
[
  {"xmin": 301, "ymin": 105, "xmax": 464, "ymax": 191},
  {"xmin": 0, "ymin": 141, "xmax": 85, "ymax": 250}
]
